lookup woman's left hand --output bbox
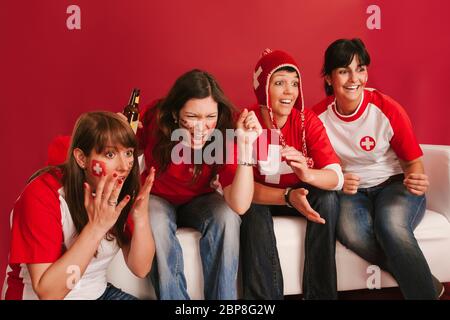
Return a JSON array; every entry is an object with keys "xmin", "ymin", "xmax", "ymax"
[
  {"xmin": 130, "ymin": 167, "xmax": 156, "ymax": 221},
  {"xmin": 404, "ymin": 173, "xmax": 429, "ymax": 196},
  {"xmin": 281, "ymin": 146, "xmax": 313, "ymax": 183},
  {"xmin": 236, "ymin": 108, "xmax": 263, "ymax": 146}
]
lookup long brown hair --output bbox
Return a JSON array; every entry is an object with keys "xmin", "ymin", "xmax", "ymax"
[
  {"xmin": 30, "ymin": 111, "xmax": 140, "ymax": 247},
  {"xmin": 147, "ymin": 69, "xmax": 236, "ymax": 182}
]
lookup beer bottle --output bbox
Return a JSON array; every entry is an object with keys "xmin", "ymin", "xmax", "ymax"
[{"xmin": 123, "ymin": 88, "xmax": 140, "ymax": 134}]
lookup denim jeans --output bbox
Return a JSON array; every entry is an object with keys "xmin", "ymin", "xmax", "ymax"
[
  {"xmin": 337, "ymin": 176, "xmax": 437, "ymax": 299},
  {"xmin": 97, "ymin": 283, "xmax": 138, "ymax": 300},
  {"xmin": 148, "ymin": 192, "xmax": 241, "ymax": 300},
  {"xmin": 240, "ymin": 186, "xmax": 339, "ymax": 300}
]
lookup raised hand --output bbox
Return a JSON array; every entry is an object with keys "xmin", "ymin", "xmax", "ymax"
[
  {"xmin": 281, "ymin": 146, "xmax": 313, "ymax": 183},
  {"xmin": 236, "ymin": 108, "xmax": 263, "ymax": 146},
  {"xmin": 83, "ymin": 173, "xmax": 131, "ymax": 235},
  {"xmin": 130, "ymin": 167, "xmax": 156, "ymax": 221},
  {"xmin": 116, "ymin": 112, "xmax": 143, "ymax": 129},
  {"xmin": 342, "ymin": 173, "xmax": 360, "ymax": 194},
  {"xmin": 289, "ymin": 188, "xmax": 325, "ymax": 224}
]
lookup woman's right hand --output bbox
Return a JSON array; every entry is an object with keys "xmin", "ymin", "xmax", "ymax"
[
  {"xmin": 342, "ymin": 173, "xmax": 360, "ymax": 194},
  {"xmin": 116, "ymin": 112, "xmax": 143, "ymax": 129},
  {"xmin": 83, "ymin": 174, "xmax": 131, "ymax": 235}
]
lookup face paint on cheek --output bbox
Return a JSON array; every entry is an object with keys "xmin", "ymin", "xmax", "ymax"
[
  {"xmin": 208, "ymin": 121, "xmax": 217, "ymax": 129},
  {"xmin": 91, "ymin": 160, "xmax": 107, "ymax": 177},
  {"xmin": 179, "ymin": 118, "xmax": 194, "ymax": 130}
]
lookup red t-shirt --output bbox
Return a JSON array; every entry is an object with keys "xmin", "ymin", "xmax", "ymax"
[
  {"xmin": 137, "ymin": 103, "xmax": 237, "ymax": 205},
  {"xmin": 251, "ymin": 105, "xmax": 340, "ymax": 189}
]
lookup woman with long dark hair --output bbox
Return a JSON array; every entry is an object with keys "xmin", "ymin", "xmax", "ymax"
[
  {"xmin": 138, "ymin": 69, "xmax": 261, "ymax": 299},
  {"xmin": 3, "ymin": 111, "xmax": 155, "ymax": 300}
]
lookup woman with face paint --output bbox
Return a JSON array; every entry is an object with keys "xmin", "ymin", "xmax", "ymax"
[
  {"xmin": 240, "ymin": 49, "xmax": 344, "ymax": 300},
  {"xmin": 138, "ymin": 69, "xmax": 262, "ymax": 300},
  {"xmin": 3, "ymin": 112, "xmax": 155, "ymax": 300},
  {"xmin": 313, "ymin": 38, "xmax": 443, "ymax": 299}
]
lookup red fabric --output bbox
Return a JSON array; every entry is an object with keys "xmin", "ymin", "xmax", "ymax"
[
  {"xmin": 46, "ymin": 135, "xmax": 71, "ymax": 166},
  {"xmin": 253, "ymin": 49, "xmax": 303, "ymax": 111},
  {"xmin": 370, "ymin": 91, "xmax": 423, "ymax": 162},
  {"xmin": 251, "ymin": 105, "xmax": 340, "ymax": 189},
  {"xmin": 9, "ymin": 171, "xmax": 64, "ymax": 264},
  {"xmin": 4, "ymin": 265, "xmax": 24, "ymax": 300}
]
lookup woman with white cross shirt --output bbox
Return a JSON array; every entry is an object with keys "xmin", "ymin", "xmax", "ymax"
[
  {"xmin": 240, "ymin": 49, "xmax": 344, "ymax": 300},
  {"xmin": 312, "ymin": 38, "xmax": 443, "ymax": 299}
]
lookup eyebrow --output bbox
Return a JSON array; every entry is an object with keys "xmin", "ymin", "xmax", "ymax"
[
  {"xmin": 184, "ymin": 112, "xmax": 218, "ymax": 116},
  {"xmin": 272, "ymin": 74, "xmax": 299, "ymax": 79}
]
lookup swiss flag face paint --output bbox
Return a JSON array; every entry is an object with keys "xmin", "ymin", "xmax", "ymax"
[{"xmin": 91, "ymin": 160, "xmax": 107, "ymax": 177}]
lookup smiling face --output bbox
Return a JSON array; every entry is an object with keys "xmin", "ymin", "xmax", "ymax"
[
  {"xmin": 76, "ymin": 144, "xmax": 135, "ymax": 190},
  {"xmin": 177, "ymin": 95, "xmax": 218, "ymax": 149},
  {"xmin": 268, "ymin": 70, "xmax": 299, "ymax": 120},
  {"xmin": 327, "ymin": 55, "xmax": 368, "ymax": 114}
]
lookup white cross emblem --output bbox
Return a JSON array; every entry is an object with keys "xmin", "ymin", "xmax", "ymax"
[
  {"xmin": 93, "ymin": 162, "xmax": 103, "ymax": 175},
  {"xmin": 258, "ymin": 144, "xmax": 293, "ymax": 184},
  {"xmin": 360, "ymin": 136, "xmax": 376, "ymax": 151},
  {"xmin": 253, "ymin": 66, "xmax": 263, "ymax": 89}
]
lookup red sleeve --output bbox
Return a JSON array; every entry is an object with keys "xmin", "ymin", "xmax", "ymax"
[
  {"xmin": 136, "ymin": 99, "xmax": 160, "ymax": 152},
  {"xmin": 377, "ymin": 93, "xmax": 423, "ymax": 161},
  {"xmin": 46, "ymin": 135, "xmax": 71, "ymax": 166},
  {"xmin": 304, "ymin": 109, "xmax": 340, "ymax": 169},
  {"xmin": 217, "ymin": 142, "xmax": 238, "ymax": 188},
  {"xmin": 9, "ymin": 175, "xmax": 63, "ymax": 264}
]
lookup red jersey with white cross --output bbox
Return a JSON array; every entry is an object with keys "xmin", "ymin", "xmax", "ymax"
[
  {"xmin": 3, "ymin": 170, "xmax": 122, "ymax": 300},
  {"xmin": 312, "ymin": 88, "xmax": 423, "ymax": 188},
  {"xmin": 250, "ymin": 104, "xmax": 340, "ymax": 189},
  {"xmin": 137, "ymin": 104, "xmax": 237, "ymax": 205}
]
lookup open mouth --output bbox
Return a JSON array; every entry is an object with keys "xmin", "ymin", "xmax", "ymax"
[
  {"xmin": 343, "ymin": 85, "xmax": 360, "ymax": 91},
  {"xmin": 279, "ymin": 99, "xmax": 293, "ymax": 105}
]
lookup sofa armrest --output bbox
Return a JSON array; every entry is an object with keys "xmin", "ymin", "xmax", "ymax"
[{"xmin": 421, "ymin": 144, "xmax": 450, "ymax": 222}]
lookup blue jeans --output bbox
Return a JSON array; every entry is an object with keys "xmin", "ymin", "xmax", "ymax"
[
  {"xmin": 148, "ymin": 192, "xmax": 241, "ymax": 300},
  {"xmin": 97, "ymin": 283, "xmax": 138, "ymax": 300},
  {"xmin": 337, "ymin": 175, "xmax": 437, "ymax": 299},
  {"xmin": 240, "ymin": 186, "xmax": 339, "ymax": 300}
]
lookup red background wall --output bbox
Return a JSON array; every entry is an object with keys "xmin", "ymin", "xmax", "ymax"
[{"xmin": 1, "ymin": 0, "xmax": 449, "ymax": 292}]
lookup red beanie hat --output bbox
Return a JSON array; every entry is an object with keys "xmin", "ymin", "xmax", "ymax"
[
  {"xmin": 253, "ymin": 48, "xmax": 305, "ymax": 112},
  {"xmin": 252, "ymin": 49, "xmax": 313, "ymax": 168}
]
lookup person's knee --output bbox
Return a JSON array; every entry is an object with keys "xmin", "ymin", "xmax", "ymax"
[
  {"xmin": 149, "ymin": 197, "xmax": 177, "ymax": 234},
  {"xmin": 241, "ymin": 204, "xmax": 271, "ymax": 225},
  {"xmin": 213, "ymin": 203, "xmax": 241, "ymax": 229},
  {"xmin": 314, "ymin": 190, "xmax": 339, "ymax": 220}
]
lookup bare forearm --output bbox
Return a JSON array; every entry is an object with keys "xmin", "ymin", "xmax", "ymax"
[
  {"xmin": 303, "ymin": 168, "xmax": 339, "ymax": 190},
  {"xmin": 252, "ymin": 182, "xmax": 285, "ymax": 205},
  {"xmin": 125, "ymin": 216, "xmax": 155, "ymax": 278},
  {"xmin": 30, "ymin": 224, "xmax": 105, "ymax": 299},
  {"xmin": 400, "ymin": 158, "xmax": 425, "ymax": 175},
  {"xmin": 223, "ymin": 165, "xmax": 254, "ymax": 214}
]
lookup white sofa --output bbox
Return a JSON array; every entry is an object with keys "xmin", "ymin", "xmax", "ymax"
[{"xmin": 107, "ymin": 144, "xmax": 450, "ymax": 299}]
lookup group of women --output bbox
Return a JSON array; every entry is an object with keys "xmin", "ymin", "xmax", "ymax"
[{"xmin": 3, "ymin": 38, "xmax": 443, "ymax": 300}]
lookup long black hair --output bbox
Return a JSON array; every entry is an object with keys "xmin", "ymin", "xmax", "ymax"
[{"xmin": 146, "ymin": 69, "xmax": 237, "ymax": 182}]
